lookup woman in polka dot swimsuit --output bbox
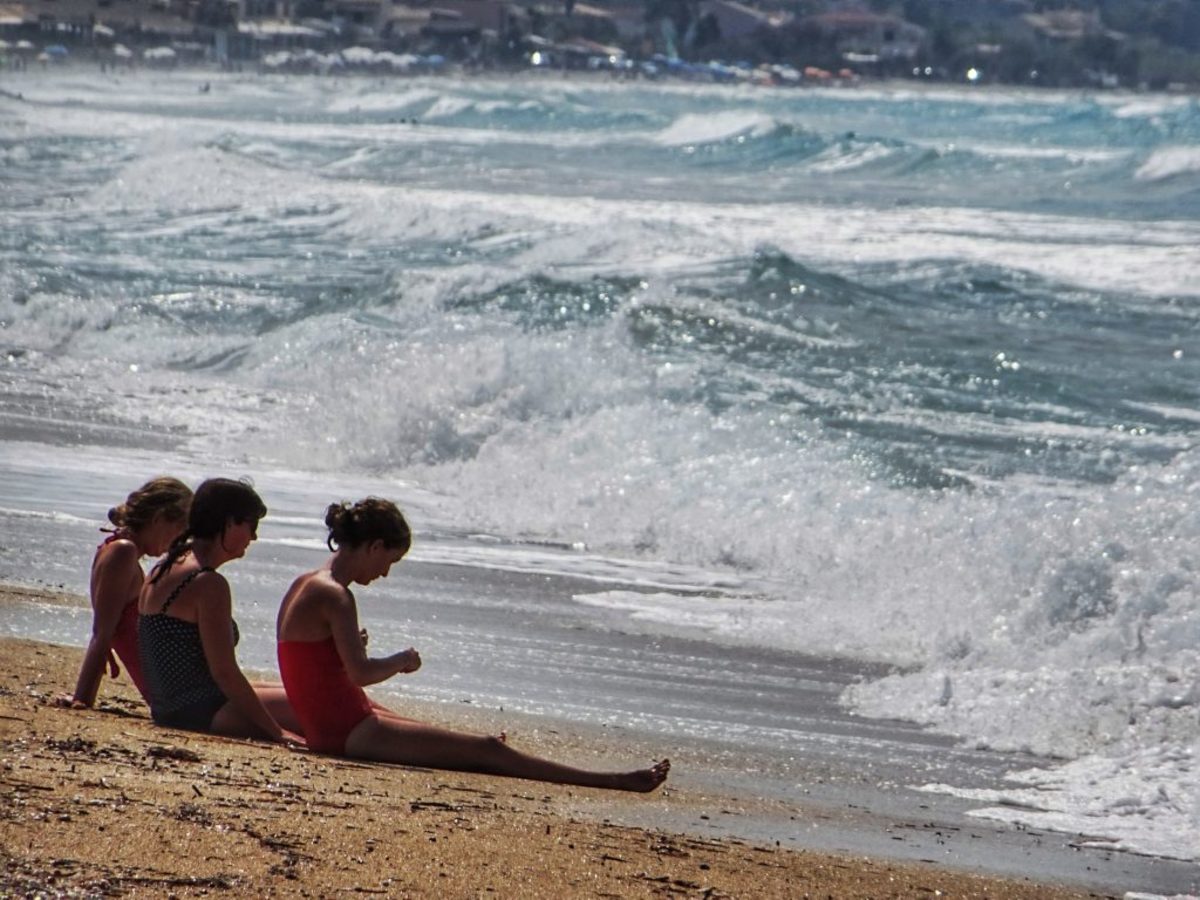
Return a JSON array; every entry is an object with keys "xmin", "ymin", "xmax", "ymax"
[{"xmin": 138, "ymin": 478, "xmax": 303, "ymax": 746}]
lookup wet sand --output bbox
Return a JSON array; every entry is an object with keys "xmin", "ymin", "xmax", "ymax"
[{"xmin": 0, "ymin": 585, "xmax": 1115, "ymax": 899}]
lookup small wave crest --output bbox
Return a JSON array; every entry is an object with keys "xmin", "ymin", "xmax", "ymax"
[
  {"xmin": 1134, "ymin": 146, "xmax": 1200, "ymax": 182},
  {"xmin": 324, "ymin": 87, "xmax": 441, "ymax": 116},
  {"xmin": 654, "ymin": 110, "xmax": 781, "ymax": 147}
]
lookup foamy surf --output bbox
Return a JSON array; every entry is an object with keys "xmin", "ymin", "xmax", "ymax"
[{"xmin": 2, "ymin": 70, "xmax": 1199, "ymax": 871}]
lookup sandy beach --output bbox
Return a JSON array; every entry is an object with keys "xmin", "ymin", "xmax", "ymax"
[{"xmin": 0, "ymin": 587, "xmax": 1121, "ymax": 899}]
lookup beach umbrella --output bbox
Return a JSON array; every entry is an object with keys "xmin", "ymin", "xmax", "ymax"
[
  {"xmin": 113, "ymin": 44, "xmax": 132, "ymax": 58},
  {"xmin": 143, "ymin": 46, "xmax": 176, "ymax": 60},
  {"xmin": 44, "ymin": 44, "xmax": 69, "ymax": 56}
]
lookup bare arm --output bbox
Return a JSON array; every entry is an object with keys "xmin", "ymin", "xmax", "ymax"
[
  {"xmin": 196, "ymin": 578, "xmax": 289, "ymax": 742},
  {"xmin": 69, "ymin": 542, "xmax": 139, "ymax": 707},
  {"xmin": 327, "ymin": 588, "xmax": 420, "ymax": 687}
]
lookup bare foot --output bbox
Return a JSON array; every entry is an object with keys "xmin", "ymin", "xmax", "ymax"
[{"xmin": 617, "ymin": 758, "xmax": 670, "ymax": 793}]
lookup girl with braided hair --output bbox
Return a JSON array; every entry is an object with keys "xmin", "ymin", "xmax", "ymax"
[{"xmin": 138, "ymin": 478, "xmax": 302, "ymax": 745}]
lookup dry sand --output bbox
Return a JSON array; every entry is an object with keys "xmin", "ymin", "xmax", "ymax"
[{"xmin": 0, "ymin": 585, "xmax": 1111, "ymax": 899}]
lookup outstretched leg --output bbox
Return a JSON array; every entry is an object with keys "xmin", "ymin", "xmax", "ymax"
[
  {"xmin": 249, "ymin": 682, "xmax": 426, "ymax": 737},
  {"xmin": 251, "ymin": 682, "xmax": 301, "ymax": 734},
  {"xmin": 345, "ymin": 715, "xmax": 669, "ymax": 793}
]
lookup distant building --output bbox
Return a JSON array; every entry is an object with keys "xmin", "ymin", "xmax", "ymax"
[
  {"xmin": 425, "ymin": 0, "xmax": 504, "ymax": 32},
  {"xmin": 240, "ymin": 0, "xmax": 294, "ymax": 18},
  {"xmin": 1022, "ymin": 10, "xmax": 1110, "ymax": 42},
  {"xmin": 1, "ymin": 0, "xmax": 197, "ymax": 42},
  {"xmin": 329, "ymin": 0, "xmax": 383, "ymax": 29},
  {"xmin": 697, "ymin": 0, "xmax": 787, "ymax": 43},
  {"xmin": 0, "ymin": 3, "xmax": 25, "ymax": 32},
  {"xmin": 381, "ymin": 2, "xmax": 430, "ymax": 40},
  {"xmin": 925, "ymin": 0, "xmax": 1031, "ymax": 24},
  {"xmin": 572, "ymin": 2, "xmax": 643, "ymax": 44},
  {"xmin": 803, "ymin": 10, "xmax": 925, "ymax": 62}
]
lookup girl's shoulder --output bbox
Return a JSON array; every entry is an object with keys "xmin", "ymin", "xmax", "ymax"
[
  {"xmin": 144, "ymin": 562, "xmax": 226, "ymax": 610},
  {"xmin": 300, "ymin": 569, "xmax": 352, "ymax": 606},
  {"xmin": 280, "ymin": 570, "xmax": 349, "ymax": 641},
  {"xmin": 95, "ymin": 534, "xmax": 139, "ymax": 565}
]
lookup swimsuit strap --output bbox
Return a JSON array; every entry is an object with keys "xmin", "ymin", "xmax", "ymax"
[{"xmin": 160, "ymin": 566, "xmax": 216, "ymax": 614}]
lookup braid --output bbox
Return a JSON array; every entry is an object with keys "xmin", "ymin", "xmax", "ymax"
[{"xmin": 150, "ymin": 529, "xmax": 193, "ymax": 584}]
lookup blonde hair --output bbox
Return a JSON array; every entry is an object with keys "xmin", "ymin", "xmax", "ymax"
[{"xmin": 108, "ymin": 477, "xmax": 193, "ymax": 533}]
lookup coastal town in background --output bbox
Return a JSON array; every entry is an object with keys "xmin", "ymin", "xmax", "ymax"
[{"xmin": 2, "ymin": 0, "xmax": 1198, "ymax": 92}]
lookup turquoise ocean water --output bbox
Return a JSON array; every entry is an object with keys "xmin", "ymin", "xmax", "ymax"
[{"xmin": 1, "ymin": 70, "xmax": 1199, "ymax": 863}]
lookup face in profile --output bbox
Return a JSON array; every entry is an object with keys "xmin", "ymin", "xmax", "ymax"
[
  {"xmin": 358, "ymin": 542, "xmax": 406, "ymax": 585},
  {"xmin": 224, "ymin": 517, "xmax": 259, "ymax": 559}
]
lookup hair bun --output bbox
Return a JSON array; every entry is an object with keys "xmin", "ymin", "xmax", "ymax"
[
  {"xmin": 324, "ymin": 497, "xmax": 410, "ymax": 554},
  {"xmin": 324, "ymin": 502, "xmax": 349, "ymax": 531}
]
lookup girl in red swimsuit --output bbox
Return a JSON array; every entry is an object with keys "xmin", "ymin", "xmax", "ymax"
[
  {"xmin": 276, "ymin": 497, "xmax": 670, "ymax": 792},
  {"xmin": 62, "ymin": 476, "xmax": 193, "ymax": 709}
]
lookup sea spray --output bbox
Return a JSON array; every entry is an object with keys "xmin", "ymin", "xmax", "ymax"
[{"xmin": 2, "ymin": 70, "xmax": 1199, "ymax": 861}]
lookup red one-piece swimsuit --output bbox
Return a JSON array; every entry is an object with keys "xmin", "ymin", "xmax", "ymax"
[
  {"xmin": 96, "ymin": 534, "xmax": 149, "ymax": 699},
  {"xmin": 277, "ymin": 637, "xmax": 374, "ymax": 754}
]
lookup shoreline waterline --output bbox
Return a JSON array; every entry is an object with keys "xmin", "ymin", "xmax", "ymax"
[
  {"xmin": 3, "ymin": 585, "xmax": 1197, "ymax": 896},
  {"xmin": 0, "ymin": 631, "xmax": 1152, "ymax": 899}
]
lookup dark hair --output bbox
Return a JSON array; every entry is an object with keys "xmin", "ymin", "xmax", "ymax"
[
  {"xmin": 108, "ymin": 477, "xmax": 192, "ymax": 533},
  {"xmin": 325, "ymin": 498, "xmax": 411, "ymax": 555},
  {"xmin": 151, "ymin": 478, "xmax": 267, "ymax": 582}
]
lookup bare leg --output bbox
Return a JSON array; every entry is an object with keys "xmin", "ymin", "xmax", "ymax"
[
  {"xmin": 366, "ymin": 697, "xmax": 426, "ymax": 727},
  {"xmin": 248, "ymin": 682, "xmax": 427, "ymax": 736},
  {"xmin": 344, "ymin": 715, "xmax": 669, "ymax": 793},
  {"xmin": 209, "ymin": 685, "xmax": 304, "ymax": 741},
  {"xmin": 209, "ymin": 699, "xmax": 272, "ymax": 740},
  {"xmin": 250, "ymin": 683, "xmax": 302, "ymax": 734}
]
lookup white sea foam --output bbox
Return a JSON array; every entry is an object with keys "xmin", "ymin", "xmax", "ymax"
[
  {"xmin": 1106, "ymin": 96, "xmax": 1196, "ymax": 120},
  {"xmin": 1124, "ymin": 401, "xmax": 1200, "ymax": 425},
  {"xmin": 324, "ymin": 87, "xmax": 439, "ymax": 114},
  {"xmin": 962, "ymin": 142, "xmax": 1128, "ymax": 163},
  {"xmin": 654, "ymin": 111, "xmax": 778, "ymax": 147},
  {"xmin": 422, "ymin": 95, "xmax": 476, "ymax": 119},
  {"xmin": 1135, "ymin": 146, "xmax": 1200, "ymax": 182},
  {"xmin": 920, "ymin": 742, "xmax": 1198, "ymax": 862},
  {"xmin": 805, "ymin": 140, "xmax": 897, "ymax": 173},
  {"xmin": 574, "ymin": 590, "xmax": 800, "ymax": 643}
]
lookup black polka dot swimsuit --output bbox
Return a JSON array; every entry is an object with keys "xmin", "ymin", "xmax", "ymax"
[{"xmin": 138, "ymin": 566, "xmax": 240, "ymax": 731}]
